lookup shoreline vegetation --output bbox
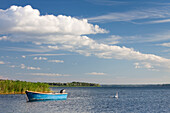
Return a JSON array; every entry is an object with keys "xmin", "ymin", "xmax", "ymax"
[
  {"xmin": 0, "ymin": 80, "xmax": 51, "ymax": 94},
  {"xmin": 0, "ymin": 80, "xmax": 100, "ymax": 94},
  {"xmin": 1, "ymin": 79, "xmax": 169, "ymax": 94}
]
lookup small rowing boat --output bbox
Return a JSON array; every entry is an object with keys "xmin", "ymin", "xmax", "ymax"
[{"xmin": 25, "ymin": 89, "xmax": 68, "ymax": 102}]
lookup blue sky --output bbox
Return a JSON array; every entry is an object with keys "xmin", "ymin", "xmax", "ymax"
[{"xmin": 0, "ymin": 0, "xmax": 170, "ymax": 84}]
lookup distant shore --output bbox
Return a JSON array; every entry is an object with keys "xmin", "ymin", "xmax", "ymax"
[
  {"xmin": 48, "ymin": 81, "xmax": 100, "ymax": 87},
  {"xmin": 101, "ymin": 84, "xmax": 170, "ymax": 88},
  {"xmin": 1, "ymin": 79, "xmax": 169, "ymax": 94},
  {"xmin": 0, "ymin": 80, "xmax": 100, "ymax": 94}
]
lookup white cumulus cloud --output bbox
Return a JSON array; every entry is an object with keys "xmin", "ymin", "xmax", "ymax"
[
  {"xmin": 0, "ymin": 5, "xmax": 170, "ymax": 70},
  {"xmin": 0, "ymin": 5, "xmax": 107, "ymax": 36}
]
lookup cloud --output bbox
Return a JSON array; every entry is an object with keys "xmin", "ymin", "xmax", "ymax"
[
  {"xmin": 4, "ymin": 46, "xmax": 52, "ymax": 53},
  {"xmin": 20, "ymin": 64, "xmax": 40, "ymax": 70},
  {"xmin": 0, "ymin": 36, "xmax": 7, "ymax": 40},
  {"xmin": 27, "ymin": 54, "xmax": 68, "ymax": 56},
  {"xmin": 0, "ymin": 5, "xmax": 170, "ymax": 70},
  {"xmin": 20, "ymin": 64, "xmax": 26, "ymax": 69},
  {"xmin": 158, "ymin": 43, "xmax": 170, "ymax": 47},
  {"xmin": 48, "ymin": 38, "xmax": 170, "ymax": 63},
  {"xmin": 87, "ymin": 7, "xmax": 170, "ymax": 23},
  {"xmin": 86, "ymin": 72, "xmax": 106, "ymax": 75},
  {"xmin": 9, "ymin": 65, "xmax": 16, "ymax": 68},
  {"xmin": 22, "ymin": 55, "xmax": 26, "ymax": 58},
  {"xmin": 105, "ymin": 31, "xmax": 170, "ymax": 44},
  {"xmin": 27, "ymin": 67, "xmax": 40, "ymax": 70},
  {"xmin": 9, "ymin": 64, "xmax": 41, "ymax": 70},
  {"xmin": 86, "ymin": 0, "xmax": 127, "ymax": 6},
  {"xmin": 0, "ymin": 61, "xmax": 5, "ymax": 64},
  {"xmin": 20, "ymin": 73, "xmax": 70, "ymax": 76},
  {"xmin": 134, "ymin": 62, "xmax": 159, "ymax": 71},
  {"xmin": 33, "ymin": 57, "xmax": 47, "ymax": 60},
  {"xmin": 146, "ymin": 19, "xmax": 170, "ymax": 24},
  {"xmin": 0, "ymin": 5, "xmax": 107, "ymax": 37},
  {"xmin": 97, "ymin": 35, "xmax": 122, "ymax": 45},
  {"xmin": 48, "ymin": 60, "xmax": 64, "ymax": 63},
  {"xmin": 33, "ymin": 57, "xmax": 65, "ymax": 64}
]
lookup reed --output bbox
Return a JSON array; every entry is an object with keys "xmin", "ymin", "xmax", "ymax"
[{"xmin": 0, "ymin": 80, "xmax": 51, "ymax": 94}]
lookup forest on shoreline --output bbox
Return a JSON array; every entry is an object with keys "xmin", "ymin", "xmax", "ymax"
[
  {"xmin": 48, "ymin": 81, "xmax": 100, "ymax": 87},
  {"xmin": 0, "ymin": 80, "xmax": 100, "ymax": 94}
]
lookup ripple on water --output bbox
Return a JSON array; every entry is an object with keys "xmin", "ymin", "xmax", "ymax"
[{"xmin": 0, "ymin": 87, "xmax": 170, "ymax": 113}]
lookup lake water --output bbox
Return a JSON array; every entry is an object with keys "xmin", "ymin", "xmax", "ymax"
[{"xmin": 0, "ymin": 87, "xmax": 170, "ymax": 113}]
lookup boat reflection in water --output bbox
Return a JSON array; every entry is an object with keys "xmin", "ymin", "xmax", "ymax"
[{"xmin": 25, "ymin": 89, "xmax": 68, "ymax": 102}]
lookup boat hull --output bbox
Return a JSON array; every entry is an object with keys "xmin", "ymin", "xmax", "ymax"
[{"xmin": 25, "ymin": 91, "xmax": 68, "ymax": 101}]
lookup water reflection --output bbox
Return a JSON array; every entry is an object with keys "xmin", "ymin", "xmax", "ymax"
[{"xmin": 27, "ymin": 98, "xmax": 67, "ymax": 102}]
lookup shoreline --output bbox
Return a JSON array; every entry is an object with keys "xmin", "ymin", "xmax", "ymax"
[
  {"xmin": 0, "ymin": 92, "xmax": 25, "ymax": 95},
  {"xmin": 49, "ymin": 86, "xmax": 101, "ymax": 87},
  {"xmin": 0, "ymin": 86, "xmax": 100, "ymax": 95}
]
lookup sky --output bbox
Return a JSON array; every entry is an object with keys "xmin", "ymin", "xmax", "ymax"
[{"xmin": 0, "ymin": 0, "xmax": 170, "ymax": 84}]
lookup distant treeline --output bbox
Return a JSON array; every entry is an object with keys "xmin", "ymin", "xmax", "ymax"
[
  {"xmin": 0, "ymin": 80, "xmax": 51, "ymax": 94},
  {"xmin": 48, "ymin": 81, "xmax": 101, "ymax": 87},
  {"xmin": 101, "ymin": 84, "xmax": 170, "ymax": 88}
]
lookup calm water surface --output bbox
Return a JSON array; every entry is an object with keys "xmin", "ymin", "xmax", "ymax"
[{"xmin": 0, "ymin": 87, "xmax": 170, "ymax": 113}]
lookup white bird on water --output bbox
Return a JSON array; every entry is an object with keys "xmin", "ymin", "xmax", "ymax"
[
  {"xmin": 110, "ymin": 92, "xmax": 118, "ymax": 99},
  {"xmin": 113, "ymin": 92, "xmax": 118, "ymax": 99}
]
